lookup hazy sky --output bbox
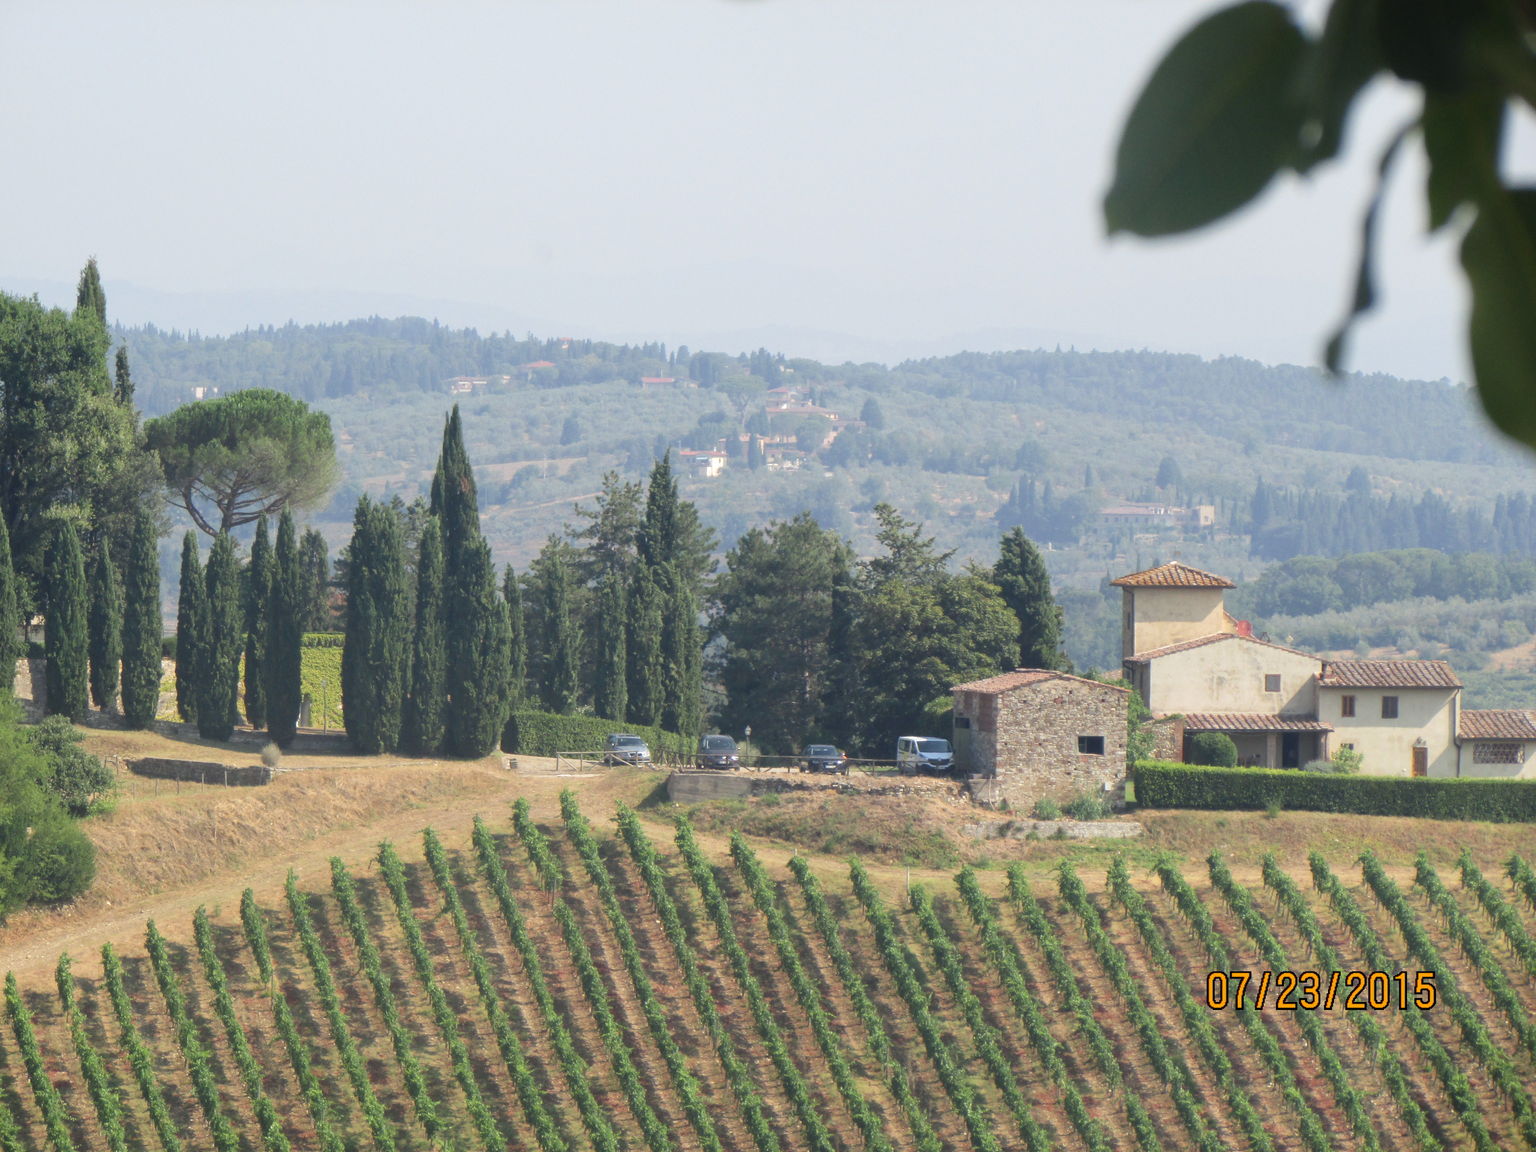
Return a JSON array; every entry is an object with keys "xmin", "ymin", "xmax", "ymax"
[{"xmin": 4, "ymin": 1, "xmax": 1523, "ymax": 381}]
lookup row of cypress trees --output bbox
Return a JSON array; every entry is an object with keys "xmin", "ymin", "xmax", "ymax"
[
  {"xmin": 31, "ymin": 512, "xmax": 164, "ymax": 729},
  {"xmin": 174, "ymin": 511, "xmax": 306, "ymax": 745},
  {"xmin": 344, "ymin": 406, "xmax": 514, "ymax": 758}
]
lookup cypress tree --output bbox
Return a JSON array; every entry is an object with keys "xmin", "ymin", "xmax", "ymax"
[
  {"xmin": 175, "ymin": 531, "xmax": 204, "ymax": 724},
  {"xmin": 243, "ymin": 516, "xmax": 271, "ymax": 728},
  {"xmin": 538, "ymin": 545, "xmax": 580, "ymax": 714},
  {"xmin": 504, "ymin": 564, "xmax": 527, "ymax": 709},
  {"xmin": 120, "ymin": 512, "xmax": 161, "ymax": 729},
  {"xmin": 593, "ymin": 570, "xmax": 627, "ymax": 722},
  {"xmin": 435, "ymin": 405, "xmax": 479, "ymax": 573},
  {"xmin": 0, "ymin": 515, "xmax": 20, "ymax": 681},
  {"xmin": 342, "ymin": 497, "xmax": 411, "ymax": 753},
  {"xmin": 822, "ymin": 565, "xmax": 861, "ymax": 749},
  {"xmin": 994, "ymin": 527, "xmax": 1066, "ymax": 669},
  {"xmin": 75, "ymin": 258, "xmax": 107, "ymax": 328},
  {"xmin": 298, "ymin": 528, "xmax": 332, "ymax": 632},
  {"xmin": 659, "ymin": 564, "xmax": 700, "ymax": 736},
  {"xmin": 625, "ymin": 563, "xmax": 663, "ymax": 726},
  {"xmin": 197, "ymin": 532, "xmax": 242, "ymax": 740},
  {"xmin": 265, "ymin": 512, "xmax": 303, "ymax": 747},
  {"xmin": 446, "ymin": 537, "xmax": 510, "ymax": 757},
  {"xmin": 87, "ymin": 547, "xmax": 123, "ymax": 710},
  {"xmin": 114, "ymin": 346, "xmax": 134, "ymax": 406},
  {"xmin": 44, "ymin": 522, "xmax": 90, "ymax": 722},
  {"xmin": 637, "ymin": 452, "xmax": 678, "ymax": 568},
  {"xmin": 403, "ymin": 516, "xmax": 446, "ymax": 756}
]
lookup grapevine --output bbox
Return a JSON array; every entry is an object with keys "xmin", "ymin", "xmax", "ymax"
[
  {"xmin": 284, "ymin": 870, "xmax": 400, "ymax": 1152},
  {"xmin": 957, "ymin": 867, "xmax": 1161, "ymax": 1152},
  {"xmin": 557, "ymin": 792, "xmax": 725, "ymax": 1152},
  {"xmin": 1460, "ymin": 851, "xmax": 1536, "ymax": 981},
  {"xmin": 5, "ymin": 969, "xmax": 81, "ymax": 1152},
  {"xmin": 101, "ymin": 942, "xmax": 183, "ymax": 1152},
  {"xmin": 53, "ymin": 955, "xmax": 129, "ymax": 1152},
  {"xmin": 1258, "ymin": 855, "xmax": 1439, "ymax": 1152}
]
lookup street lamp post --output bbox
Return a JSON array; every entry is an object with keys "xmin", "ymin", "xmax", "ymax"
[{"xmin": 744, "ymin": 725, "xmax": 752, "ymax": 767}]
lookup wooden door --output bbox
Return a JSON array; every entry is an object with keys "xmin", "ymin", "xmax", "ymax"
[{"xmin": 1412, "ymin": 746, "xmax": 1428, "ymax": 777}]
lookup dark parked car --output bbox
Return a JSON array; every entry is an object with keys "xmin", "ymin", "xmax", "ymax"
[
  {"xmin": 696, "ymin": 734, "xmax": 741, "ymax": 770},
  {"xmin": 603, "ymin": 733, "xmax": 652, "ymax": 766},
  {"xmin": 801, "ymin": 744, "xmax": 847, "ymax": 774}
]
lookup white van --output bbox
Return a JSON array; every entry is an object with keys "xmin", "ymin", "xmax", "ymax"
[{"xmin": 896, "ymin": 735, "xmax": 954, "ymax": 774}]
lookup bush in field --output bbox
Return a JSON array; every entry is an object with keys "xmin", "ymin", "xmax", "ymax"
[
  {"xmin": 1030, "ymin": 796, "xmax": 1061, "ymax": 820},
  {"xmin": 1063, "ymin": 791, "xmax": 1107, "ymax": 821},
  {"xmin": 25, "ymin": 716, "xmax": 114, "ymax": 816},
  {"xmin": 1188, "ymin": 732, "xmax": 1238, "ymax": 767}
]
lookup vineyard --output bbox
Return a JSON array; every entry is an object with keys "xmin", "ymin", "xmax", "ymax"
[{"xmin": 3, "ymin": 793, "xmax": 1536, "ymax": 1152}]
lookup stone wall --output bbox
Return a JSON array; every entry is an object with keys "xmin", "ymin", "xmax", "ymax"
[
  {"xmin": 129, "ymin": 757, "xmax": 273, "ymax": 786},
  {"xmin": 12, "ymin": 658, "xmax": 45, "ymax": 720},
  {"xmin": 964, "ymin": 818, "xmax": 1145, "ymax": 841},
  {"xmin": 1147, "ymin": 714, "xmax": 1184, "ymax": 762},
  {"xmin": 958, "ymin": 677, "xmax": 1129, "ymax": 813}
]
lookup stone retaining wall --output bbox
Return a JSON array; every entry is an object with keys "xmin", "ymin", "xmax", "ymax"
[
  {"xmin": 964, "ymin": 818, "xmax": 1145, "ymax": 841},
  {"xmin": 667, "ymin": 769, "xmax": 972, "ymax": 804},
  {"xmin": 129, "ymin": 757, "xmax": 273, "ymax": 786}
]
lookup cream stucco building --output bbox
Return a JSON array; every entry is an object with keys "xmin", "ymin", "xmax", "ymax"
[{"xmin": 1117, "ymin": 561, "xmax": 1533, "ymax": 778}]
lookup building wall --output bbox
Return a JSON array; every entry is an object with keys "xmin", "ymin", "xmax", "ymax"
[
  {"xmin": 954, "ymin": 679, "xmax": 1128, "ymax": 811},
  {"xmin": 1141, "ymin": 640, "xmax": 1322, "ymax": 717},
  {"xmin": 1322, "ymin": 686, "xmax": 1458, "ymax": 777},
  {"xmin": 1456, "ymin": 740, "xmax": 1536, "ymax": 779},
  {"xmin": 1123, "ymin": 586, "xmax": 1230, "ymax": 658}
]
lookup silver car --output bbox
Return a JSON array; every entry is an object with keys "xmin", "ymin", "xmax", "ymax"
[{"xmin": 603, "ymin": 733, "xmax": 652, "ymax": 766}]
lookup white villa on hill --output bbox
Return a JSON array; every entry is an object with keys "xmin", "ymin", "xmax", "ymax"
[{"xmin": 1115, "ymin": 561, "xmax": 1536, "ymax": 778}]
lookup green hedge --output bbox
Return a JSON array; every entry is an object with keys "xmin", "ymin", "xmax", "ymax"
[
  {"xmin": 503, "ymin": 711, "xmax": 691, "ymax": 759},
  {"xmin": 302, "ymin": 633, "xmax": 345, "ymax": 649},
  {"xmin": 1135, "ymin": 759, "xmax": 1536, "ymax": 822}
]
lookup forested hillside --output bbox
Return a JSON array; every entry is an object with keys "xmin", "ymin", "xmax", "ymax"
[{"xmin": 113, "ymin": 317, "xmax": 1536, "ymax": 693}]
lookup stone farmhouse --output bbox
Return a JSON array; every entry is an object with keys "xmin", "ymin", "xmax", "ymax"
[
  {"xmin": 951, "ymin": 670, "xmax": 1129, "ymax": 811},
  {"xmin": 1116, "ymin": 561, "xmax": 1536, "ymax": 778}
]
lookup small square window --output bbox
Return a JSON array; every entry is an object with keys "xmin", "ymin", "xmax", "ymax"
[
  {"xmin": 1341, "ymin": 695, "xmax": 1356, "ymax": 718},
  {"xmin": 1078, "ymin": 735, "xmax": 1105, "ymax": 755},
  {"xmin": 1381, "ymin": 696, "xmax": 1399, "ymax": 719},
  {"xmin": 1264, "ymin": 674, "xmax": 1281, "ymax": 693}
]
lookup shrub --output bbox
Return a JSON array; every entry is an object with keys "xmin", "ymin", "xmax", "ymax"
[
  {"xmin": 502, "ymin": 709, "xmax": 691, "ymax": 759},
  {"xmin": 1188, "ymin": 732, "xmax": 1238, "ymax": 767},
  {"xmin": 1301, "ymin": 759, "xmax": 1339, "ymax": 773},
  {"xmin": 1331, "ymin": 745, "xmax": 1364, "ymax": 774},
  {"xmin": 1063, "ymin": 791, "xmax": 1107, "ymax": 821},
  {"xmin": 25, "ymin": 717, "xmax": 114, "ymax": 816},
  {"xmin": 1135, "ymin": 759, "xmax": 1536, "ymax": 822},
  {"xmin": 1030, "ymin": 796, "xmax": 1061, "ymax": 820},
  {"xmin": 12, "ymin": 811, "xmax": 95, "ymax": 904},
  {"xmin": 161, "ymin": 634, "xmax": 177, "ymax": 659}
]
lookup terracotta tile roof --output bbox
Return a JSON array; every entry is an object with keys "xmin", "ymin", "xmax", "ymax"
[
  {"xmin": 1182, "ymin": 712, "xmax": 1333, "ymax": 733},
  {"xmin": 950, "ymin": 669, "xmax": 1129, "ymax": 696},
  {"xmin": 1125, "ymin": 632, "xmax": 1319, "ymax": 664},
  {"xmin": 1111, "ymin": 561, "xmax": 1234, "ymax": 589},
  {"xmin": 1459, "ymin": 709, "xmax": 1536, "ymax": 740},
  {"xmin": 1318, "ymin": 660, "xmax": 1462, "ymax": 689}
]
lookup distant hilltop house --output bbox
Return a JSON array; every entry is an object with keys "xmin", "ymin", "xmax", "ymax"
[
  {"xmin": 1115, "ymin": 560, "xmax": 1533, "ymax": 778},
  {"xmin": 191, "ymin": 385, "xmax": 221, "ymax": 401},
  {"xmin": 678, "ymin": 448, "xmax": 727, "ymax": 479},
  {"xmin": 1098, "ymin": 501, "xmax": 1216, "ymax": 531},
  {"xmin": 444, "ymin": 374, "xmax": 514, "ymax": 395}
]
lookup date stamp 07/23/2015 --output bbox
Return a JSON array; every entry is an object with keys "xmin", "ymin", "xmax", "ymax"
[{"xmin": 1205, "ymin": 969, "xmax": 1438, "ymax": 1012}]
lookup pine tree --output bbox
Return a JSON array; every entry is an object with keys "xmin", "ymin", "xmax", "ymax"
[
  {"xmin": 265, "ymin": 512, "xmax": 303, "ymax": 747},
  {"xmin": 120, "ymin": 512, "xmax": 161, "ymax": 729},
  {"xmin": 504, "ymin": 564, "xmax": 526, "ymax": 709},
  {"xmin": 87, "ymin": 547, "xmax": 123, "ymax": 710},
  {"xmin": 113, "ymin": 346, "xmax": 134, "ymax": 406},
  {"xmin": 994, "ymin": 527, "xmax": 1066, "ymax": 670},
  {"xmin": 243, "ymin": 516, "xmax": 271, "ymax": 728},
  {"xmin": 0, "ymin": 516, "xmax": 20, "ymax": 679},
  {"xmin": 175, "ymin": 531, "xmax": 204, "ymax": 723},
  {"xmin": 593, "ymin": 571, "xmax": 627, "ymax": 721},
  {"xmin": 44, "ymin": 523, "xmax": 90, "ymax": 722},
  {"xmin": 446, "ymin": 537, "xmax": 510, "ymax": 757},
  {"xmin": 403, "ymin": 516, "xmax": 446, "ymax": 755},
  {"xmin": 342, "ymin": 497, "xmax": 411, "ymax": 753},
  {"xmin": 538, "ymin": 545, "xmax": 580, "ymax": 714},
  {"xmin": 197, "ymin": 533, "xmax": 242, "ymax": 740},
  {"xmin": 625, "ymin": 563, "xmax": 664, "ymax": 726}
]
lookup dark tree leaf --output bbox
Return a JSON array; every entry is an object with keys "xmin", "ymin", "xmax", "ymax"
[
  {"xmin": 1462, "ymin": 187, "xmax": 1536, "ymax": 450},
  {"xmin": 1293, "ymin": 0, "xmax": 1383, "ymax": 172},
  {"xmin": 1423, "ymin": 90, "xmax": 1504, "ymax": 231},
  {"xmin": 1324, "ymin": 124, "xmax": 1411, "ymax": 372},
  {"xmin": 1104, "ymin": 1, "xmax": 1309, "ymax": 237}
]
